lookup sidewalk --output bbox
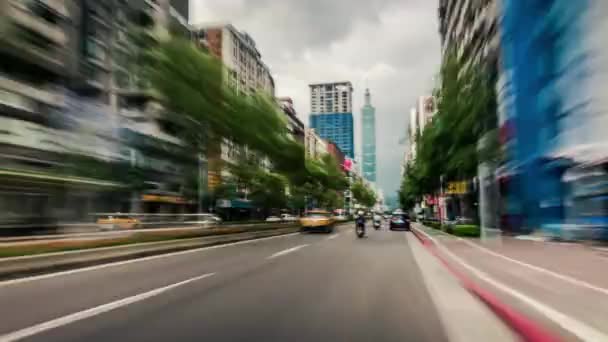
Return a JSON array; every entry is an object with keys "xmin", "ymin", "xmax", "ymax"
[{"xmin": 414, "ymin": 223, "xmax": 608, "ymax": 342}]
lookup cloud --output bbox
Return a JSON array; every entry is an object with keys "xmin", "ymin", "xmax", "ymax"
[{"xmin": 192, "ymin": 0, "xmax": 441, "ymax": 197}]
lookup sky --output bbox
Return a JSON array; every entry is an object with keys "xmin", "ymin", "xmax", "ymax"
[{"xmin": 191, "ymin": 0, "xmax": 441, "ymax": 199}]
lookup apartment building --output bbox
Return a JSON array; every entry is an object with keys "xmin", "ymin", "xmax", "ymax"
[
  {"xmin": 277, "ymin": 97, "xmax": 305, "ymax": 144},
  {"xmin": 193, "ymin": 23, "xmax": 275, "ymax": 97},
  {"xmin": 305, "ymin": 129, "xmax": 328, "ymax": 160},
  {"xmin": 438, "ymin": 0, "xmax": 499, "ymax": 70},
  {"xmin": 0, "ymin": 0, "xmax": 200, "ymax": 224}
]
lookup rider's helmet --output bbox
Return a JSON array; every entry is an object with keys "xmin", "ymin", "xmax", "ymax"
[{"xmin": 357, "ymin": 210, "xmax": 364, "ymax": 217}]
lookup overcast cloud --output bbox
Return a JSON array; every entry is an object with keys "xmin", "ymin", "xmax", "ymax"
[{"xmin": 191, "ymin": 0, "xmax": 441, "ymax": 199}]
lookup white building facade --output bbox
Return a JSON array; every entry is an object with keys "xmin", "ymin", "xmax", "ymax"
[
  {"xmin": 193, "ymin": 23, "xmax": 275, "ymax": 97},
  {"xmin": 304, "ymin": 128, "xmax": 328, "ymax": 160},
  {"xmin": 309, "ymin": 82, "xmax": 353, "ymax": 114}
]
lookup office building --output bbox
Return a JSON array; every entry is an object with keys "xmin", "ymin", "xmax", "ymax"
[
  {"xmin": 309, "ymin": 81, "xmax": 354, "ymax": 158},
  {"xmin": 361, "ymin": 88, "xmax": 376, "ymax": 182}
]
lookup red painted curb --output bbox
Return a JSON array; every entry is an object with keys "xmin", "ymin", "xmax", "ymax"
[{"xmin": 411, "ymin": 227, "xmax": 562, "ymax": 342}]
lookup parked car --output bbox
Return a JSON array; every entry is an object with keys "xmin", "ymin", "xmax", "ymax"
[
  {"xmin": 281, "ymin": 214, "xmax": 298, "ymax": 222},
  {"xmin": 96, "ymin": 214, "xmax": 141, "ymax": 230},
  {"xmin": 265, "ymin": 216, "xmax": 282, "ymax": 223},
  {"xmin": 300, "ymin": 210, "xmax": 335, "ymax": 233},
  {"xmin": 389, "ymin": 214, "xmax": 410, "ymax": 231}
]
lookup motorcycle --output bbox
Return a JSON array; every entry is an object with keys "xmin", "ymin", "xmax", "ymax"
[
  {"xmin": 355, "ymin": 218, "xmax": 366, "ymax": 238},
  {"xmin": 373, "ymin": 220, "xmax": 381, "ymax": 230}
]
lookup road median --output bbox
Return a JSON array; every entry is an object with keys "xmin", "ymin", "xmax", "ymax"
[{"xmin": 0, "ymin": 224, "xmax": 300, "ymax": 280}]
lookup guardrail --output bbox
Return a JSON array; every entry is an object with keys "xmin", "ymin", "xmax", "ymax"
[
  {"xmin": 0, "ymin": 226, "xmax": 299, "ymax": 280},
  {"xmin": 0, "ymin": 215, "xmax": 296, "ymax": 237},
  {"xmin": 0, "ymin": 222, "xmax": 353, "ymax": 279}
]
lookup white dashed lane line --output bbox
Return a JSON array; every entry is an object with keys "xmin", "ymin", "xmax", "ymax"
[{"xmin": 267, "ymin": 244, "xmax": 309, "ymax": 259}]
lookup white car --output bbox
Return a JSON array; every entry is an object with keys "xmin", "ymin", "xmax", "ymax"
[
  {"xmin": 333, "ymin": 215, "xmax": 348, "ymax": 221},
  {"xmin": 265, "ymin": 216, "xmax": 282, "ymax": 222},
  {"xmin": 281, "ymin": 214, "xmax": 298, "ymax": 222}
]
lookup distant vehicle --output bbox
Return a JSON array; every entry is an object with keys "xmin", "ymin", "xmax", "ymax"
[
  {"xmin": 265, "ymin": 216, "xmax": 282, "ymax": 223},
  {"xmin": 373, "ymin": 214, "xmax": 382, "ymax": 230},
  {"xmin": 300, "ymin": 210, "xmax": 335, "ymax": 233},
  {"xmin": 389, "ymin": 213, "xmax": 410, "ymax": 231},
  {"xmin": 96, "ymin": 214, "xmax": 141, "ymax": 230},
  {"xmin": 281, "ymin": 214, "xmax": 298, "ymax": 222},
  {"xmin": 199, "ymin": 214, "xmax": 222, "ymax": 225},
  {"xmin": 383, "ymin": 214, "xmax": 391, "ymax": 220},
  {"xmin": 333, "ymin": 214, "xmax": 348, "ymax": 222}
]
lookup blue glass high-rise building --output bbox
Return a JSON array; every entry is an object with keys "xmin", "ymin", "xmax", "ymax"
[{"xmin": 309, "ymin": 82, "xmax": 354, "ymax": 158}]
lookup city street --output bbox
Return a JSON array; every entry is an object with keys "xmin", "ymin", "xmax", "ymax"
[{"xmin": 0, "ymin": 224, "xmax": 459, "ymax": 342}]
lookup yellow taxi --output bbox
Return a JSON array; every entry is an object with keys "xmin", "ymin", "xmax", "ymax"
[
  {"xmin": 300, "ymin": 210, "xmax": 335, "ymax": 233},
  {"xmin": 96, "ymin": 214, "xmax": 141, "ymax": 230}
]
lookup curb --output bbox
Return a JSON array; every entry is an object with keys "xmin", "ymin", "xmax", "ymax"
[{"xmin": 411, "ymin": 227, "xmax": 562, "ymax": 342}]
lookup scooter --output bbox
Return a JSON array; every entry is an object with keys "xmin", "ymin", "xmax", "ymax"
[
  {"xmin": 373, "ymin": 220, "xmax": 381, "ymax": 230},
  {"xmin": 355, "ymin": 218, "xmax": 366, "ymax": 238}
]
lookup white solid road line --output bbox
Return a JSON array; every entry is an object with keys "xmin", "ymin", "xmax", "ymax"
[
  {"xmin": 0, "ymin": 233, "xmax": 299, "ymax": 288},
  {"xmin": 326, "ymin": 233, "xmax": 340, "ymax": 240},
  {"xmin": 416, "ymin": 228, "xmax": 608, "ymax": 342},
  {"xmin": 459, "ymin": 237, "xmax": 608, "ymax": 297},
  {"xmin": 0, "ymin": 272, "xmax": 216, "ymax": 342},
  {"xmin": 267, "ymin": 244, "xmax": 309, "ymax": 259}
]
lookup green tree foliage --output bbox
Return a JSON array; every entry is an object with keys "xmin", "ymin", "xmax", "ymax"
[
  {"xmin": 399, "ymin": 50, "xmax": 497, "ymax": 209},
  {"xmin": 141, "ymin": 37, "xmax": 351, "ymax": 210},
  {"xmin": 351, "ymin": 180, "xmax": 377, "ymax": 208}
]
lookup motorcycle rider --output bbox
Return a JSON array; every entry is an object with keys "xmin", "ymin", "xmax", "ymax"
[{"xmin": 355, "ymin": 210, "xmax": 366, "ymax": 237}]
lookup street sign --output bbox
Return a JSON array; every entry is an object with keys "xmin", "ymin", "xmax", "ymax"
[{"xmin": 446, "ymin": 181, "xmax": 468, "ymax": 195}]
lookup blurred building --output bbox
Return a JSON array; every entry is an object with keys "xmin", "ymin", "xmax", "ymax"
[
  {"xmin": 496, "ymin": 0, "xmax": 604, "ymax": 233},
  {"xmin": 0, "ymin": 0, "xmax": 200, "ymax": 229},
  {"xmin": 277, "ymin": 97, "xmax": 305, "ymax": 144},
  {"xmin": 326, "ymin": 140, "xmax": 346, "ymax": 170},
  {"xmin": 169, "ymin": 0, "xmax": 189, "ymax": 22},
  {"xmin": 309, "ymin": 81, "xmax": 354, "ymax": 158},
  {"xmin": 192, "ymin": 23, "xmax": 275, "ymax": 97},
  {"xmin": 436, "ymin": 0, "xmax": 500, "ymax": 225},
  {"xmin": 417, "ymin": 95, "xmax": 436, "ymax": 135},
  {"xmin": 361, "ymin": 88, "xmax": 376, "ymax": 183},
  {"xmin": 304, "ymin": 128, "xmax": 328, "ymax": 160},
  {"xmin": 438, "ymin": 0, "xmax": 499, "ymax": 71},
  {"xmin": 192, "ymin": 23, "xmax": 276, "ymax": 209}
]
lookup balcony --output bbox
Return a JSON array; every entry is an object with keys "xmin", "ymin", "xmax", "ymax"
[
  {"xmin": 0, "ymin": 73, "xmax": 64, "ymax": 109},
  {"xmin": 38, "ymin": 0, "xmax": 69, "ymax": 18},
  {"xmin": 9, "ymin": 1, "xmax": 67, "ymax": 47}
]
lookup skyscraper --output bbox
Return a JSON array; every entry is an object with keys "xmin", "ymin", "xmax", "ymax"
[
  {"xmin": 309, "ymin": 82, "xmax": 354, "ymax": 158},
  {"xmin": 361, "ymin": 88, "xmax": 377, "ymax": 182}
]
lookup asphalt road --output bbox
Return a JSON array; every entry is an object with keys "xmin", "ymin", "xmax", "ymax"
[{"xmin": 0, "ymin": 223, "xmax": 448, "ymax": 342}]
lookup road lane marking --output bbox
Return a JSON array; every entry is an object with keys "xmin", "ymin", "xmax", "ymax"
[
  {"xmin": 326, "ymin": 233, "xmax": 340, "ymax": 240},
  {"xmin": 0, "ymin": 233, "xmax": 299, "ymax": 287},
  {"xmin": 416, "ymin": 228, "xmax": 608, "ymax": 342},
  {"xmin": 267, "ymin": 244, "xmax": 309, "ymax": 259},
  {"xmin": 0, "ymin": 273, "xmax": 216, "ymax": 342},
  {"xmin": 459, "ymin": 237, "xmax": 608, "ymax": 296}
]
